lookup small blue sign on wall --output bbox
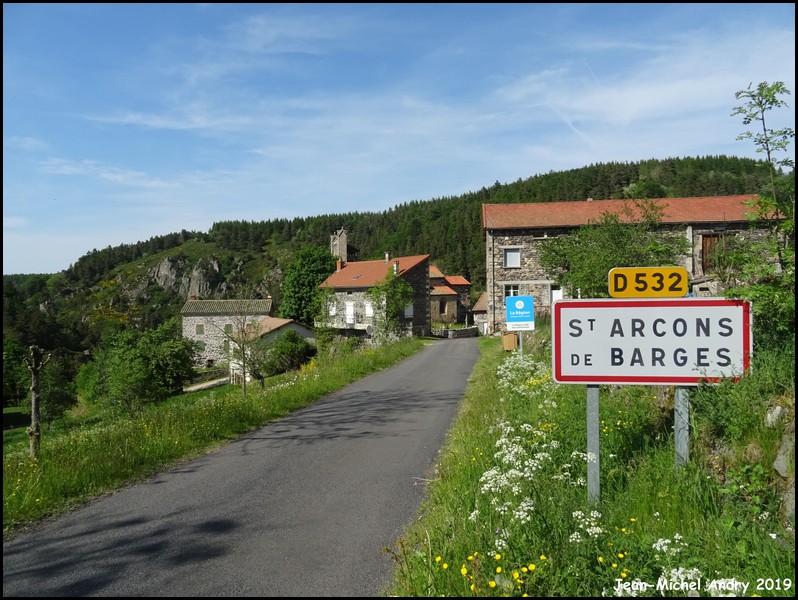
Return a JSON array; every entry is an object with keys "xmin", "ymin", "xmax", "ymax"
[{"xmin": 505, "ymin": 295, "xmax": 535, "ymax": 331}]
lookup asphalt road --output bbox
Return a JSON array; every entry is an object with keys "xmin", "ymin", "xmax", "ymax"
[{"xmin": 3, "ymin": 337, "xmax": 481, "ymax": 597}]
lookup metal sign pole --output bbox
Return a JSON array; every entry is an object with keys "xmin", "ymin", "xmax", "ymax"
[
  {"xmin": 587, "ymin": 384, "xmax": 600, "ymax": 503},
  {"xmin": 675, "ymin": 387, "xmax": 689, "ymax": 468}
]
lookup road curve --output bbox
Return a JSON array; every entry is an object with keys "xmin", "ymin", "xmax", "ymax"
[{"xmin": 3, "ymin": 337, "xmax": 481, "ymax": 597}]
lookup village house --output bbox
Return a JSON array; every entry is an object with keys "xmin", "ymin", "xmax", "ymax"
[
  {"xmin": 429, "ymin": 264, "xmax": 471, "ymax": 326},
  {"xmin": 180, "ymin": 298, "xmax": 273, "ymax": 366},
  {"xmin": 470, "ymin": 291, "xmax": 489, "ymax": 335},
  {"xmin": 318, "ymin": 251, "xmax": 431, "ymax": 338},
  {"xmin": 229, "ymin": 316, "xmax": 314, "ymax": 383},
  {"xmin": 482, "ymin": 194, "xmax": 769, "ymax": 334}
]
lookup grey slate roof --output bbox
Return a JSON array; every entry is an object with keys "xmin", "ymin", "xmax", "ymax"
[{"xmin": 180, "ymin": 299, "xmax": 272, "ymax": 316}]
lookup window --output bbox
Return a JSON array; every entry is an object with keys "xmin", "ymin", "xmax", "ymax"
[
  {"xmin": 195, "ymin": 324, "xmax": 205, "ymax": 335},
  {"xmin": 224, "ymin": 323, "xmax": 233, "ymax": 334},
  {"xmin": 439, "ymin": 300, "xmax": 448, "ymax": 314},
  {"xmin": 197, "ymin": 341, "xmax": 205, "ymax": 351},
  {"xmin": 503, "ymin": 248, "xmax": 521, "ymax": 268},
  {"xmin": 404, "ymin": 304, "xmax": 414, "ymax": 318},
  {"xmin": 329, "ymin": 302, "xmax": 336, "ymax": 316},
  {"xmin": 345, "ymin": 302, "xmax": 355, "ymax": 325},
  {"xmin": 223, "ymin": 340, "xmax": 230, "ymax": 353},
  {"xmin": 504, "ymin": 285, "xmax": 519, "ymax": 297},
  {"xmin": 364, "ymin": 301, "xmax": 373, "ymax": 317}
]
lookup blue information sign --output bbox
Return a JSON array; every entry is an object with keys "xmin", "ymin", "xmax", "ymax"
[{"xmin": 505, "ymin": 295, "xmax": 535, "ymax": 331}]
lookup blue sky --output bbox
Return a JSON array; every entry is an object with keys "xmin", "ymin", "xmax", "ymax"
[{"xmin": 3, "ymin": 3, "xmax": 795, "ymax": 275}]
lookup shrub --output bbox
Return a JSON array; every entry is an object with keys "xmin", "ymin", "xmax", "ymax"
[{"xmin": 258, "ymin": 330, "xmax": 316, "ymax": 377}]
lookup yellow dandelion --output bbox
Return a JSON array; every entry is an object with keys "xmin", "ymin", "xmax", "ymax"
[
  {"xmin": 528, "ymin": 564, "xmax": 536, "ymax": 571},
  {"xmin": 621, "ymin": 572, "xmax": 628, "ymax": 579},
  {"xmin": 470, "ymin": 584, "xmax": 475, "ymax": 592},
  {"xmin": 435, "ymin": 556, "xmax": 441, "ymax": 563},
  {"xmin": 494, "ymin": 553, "xmax": 501, "ymax": 560},
  {"xmin": 597, "ymin": 556, "xmax": 605, "ymax": 564},
  {"xmin": 617, "ymin": 553, "xmax": 624, "ymax": 559},
  {"xmin": 521, "ymin": 567, "xmax": 528, "ymax": 573},
  {"xmin": 540, "ymin": 554, "xmax": 547, "ymax": 560},
  {"xmin": 612, "ymin": 563, "xmax": 618, "ymax": 568},
  {"xmin": 621, "ymin": 528, "xmax": 627, "ymax": 533},
  {"xmin": 513, "ymin": 571, "xmax": 520, "ymax": 580},
  {"xmin": 489, "ymin": 581, "xmax": 497, "ymax": 588},
  {"xmin": 496, "ymin": 567, "xmax": 502, "ymax": 574},
  {"xmin": 629, "ymin": 517, "xmax": 637, "ymax": 522},
  {"xmin": 461, "ymin": 566, "xmax": 467, "ymax": 576},
  {"xmin": 467, "ymin": 555, "xmax": 474, "ymax": 561},
  {"xmin": 442, "ymin": 563, "xmax": 448, "ymax": 570}
]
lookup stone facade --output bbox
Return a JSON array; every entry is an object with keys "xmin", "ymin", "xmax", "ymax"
[
  {"xmin": 320, "ymin": 257, "xmax": 431, "ymax": 337},
  {"xmin": 180, "ymin": 299, "xmax": 273, "ymax": 367},
  {"xmin": 484, "ymin": 227, "xmax": 570, "ymax": 333},
  {"xmin": 484, "ymin": 222, "xmax": 769, "ymax": 335}
]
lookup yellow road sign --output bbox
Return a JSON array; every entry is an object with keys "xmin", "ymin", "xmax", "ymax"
[{"xmin": 608, "ymin": 267, "xmax": 690, "ymax": 298}]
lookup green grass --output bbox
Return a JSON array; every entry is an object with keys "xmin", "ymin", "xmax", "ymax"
[
  {"xmin": 3, "ymin": 337, "xmax": 426, "ymax": 537},
  {"xmin": 4, "ymin": 331, "xmax": 795, "ymax": 597},
  {"xmin": 382, "ymin": 328, "xmax": 795, "ymax": 597}
]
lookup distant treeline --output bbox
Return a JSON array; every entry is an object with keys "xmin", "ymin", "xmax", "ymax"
[
  {"xmin": 63, "ymin": 230, "xmax": 210, "ymax": 285},
  {"xmin": 4, "ymin": 155, "xmax": 778, "ymax": 344},
  {"xmin": 206, "ymin": 155, "xmax": 773, "ymax": 285}
]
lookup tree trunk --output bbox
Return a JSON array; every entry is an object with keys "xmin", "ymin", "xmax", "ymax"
[{"xmin": 26, "ymin": 346, "xmax": 51, "ymax": 459}]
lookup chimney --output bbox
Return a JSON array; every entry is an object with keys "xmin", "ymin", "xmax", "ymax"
[
  {"xmin": 385, "ymin": 251, "xmax": 390, "ymax": 262},
  {"xmin": 393, "ymin": 260, "xmax": 400, "ymax": 275},
  {"xmin": 336, "ymin": 259, "xmax": 343, "ymax": 272}
]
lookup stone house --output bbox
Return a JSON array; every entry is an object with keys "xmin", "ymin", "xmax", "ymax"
[
  {"xmin": 318, "ymin": 253, "xmax": 431, "ymax": 338},
  {"xmin": 429, "ymin": 264, "xmax": 471, "ymax": 325},
  {"xmin": 470, "ymin": 291, "xmax": 489, "ymax": 335},
  {"xmin": 229, "ymin": 316, "xmax": 315, "ymax": 383},
  {"xmin": 482, "ymin": 194, "xmax": 768, "ymax": 334},
  {"xmin": 180, "ymin": 298, "xmax": 273, "ymax": 367}
]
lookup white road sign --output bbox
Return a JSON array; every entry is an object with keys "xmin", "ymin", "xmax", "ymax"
[{"xmin": 552, "ymin": 298, "xmax": 753, "ymax": 385}]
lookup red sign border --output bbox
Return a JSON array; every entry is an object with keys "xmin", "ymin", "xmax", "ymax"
[{"xmin": 552, "ymin": 298, "xmax": 753, "ymax": 385}]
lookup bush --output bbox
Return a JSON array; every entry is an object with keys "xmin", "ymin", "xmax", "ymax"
[{"xmin": 258, "ymin": 330, "xmax": 316, "ymax": 377}]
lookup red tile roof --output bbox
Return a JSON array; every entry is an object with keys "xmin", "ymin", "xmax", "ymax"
[
  {"xmin": 471, "ymin": 292, "xmax": 488, "ymax": 312},
  {"xmin": 431, "ymin": 285, "xmax": 458, "ymax": 296},
  {"xmin": 429, "ymin": 264, "xmax": 445, "ymax": 278},
  {"xmin": 234, "ymin": 316, "xmax": 298, "ymax": 341},
  {"xmin": 445, "ymin": 275, "xmax": 470, "ymax": 286},
  {"xmin": 482, "ymin": 195, "xmax": 758, "ymax": 231},
  {"xmin": 430, "ymin": 264, "xmax": 470, "ymax": 286},
  {"xmin": 320, "ymin": 254, "xmax": 430, "ymax": 289}
]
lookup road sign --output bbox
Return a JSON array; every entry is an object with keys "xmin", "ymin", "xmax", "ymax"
[
  {"xmin": 608, "ymin": 266, "xmax": 689, "ymax": 298},
  {"xmin": 552, "ymin": 298, "xmax": 752, "ymax": 385},
  {"xmin": 506, "ymin": 295, "xmax": 535, "ymax": 331}
]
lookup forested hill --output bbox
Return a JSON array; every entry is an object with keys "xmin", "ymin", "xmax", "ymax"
[
  {"xmin": 65, "ymin": 155, "xmax": 775, "ymax": 286},
  {"xmin": 3, "ymin": 155, "xmax": 782, "ymax": 352}
]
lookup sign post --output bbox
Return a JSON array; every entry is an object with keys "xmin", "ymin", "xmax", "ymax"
[
  {"xmin": 553, "ymin": 297, "xmax": 753, "ymax": 502},
  {"xmin": 505, "ymin": 295, "xmax": 535, "ymax": 356}
]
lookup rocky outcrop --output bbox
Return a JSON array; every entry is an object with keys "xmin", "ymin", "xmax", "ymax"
[{"xmin": 148, "ymin": 256, "xmax": 223, "ymax": 300}]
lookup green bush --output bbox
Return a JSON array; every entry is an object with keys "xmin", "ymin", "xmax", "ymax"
[{"xmin": 258, "ymin": 330, "xmax": 316, "ymax": 377}]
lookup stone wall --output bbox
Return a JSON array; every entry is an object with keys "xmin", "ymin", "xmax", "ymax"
[{"xmin": 484, "ymin": 223, "xmax": 769, "ymax": 334}]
